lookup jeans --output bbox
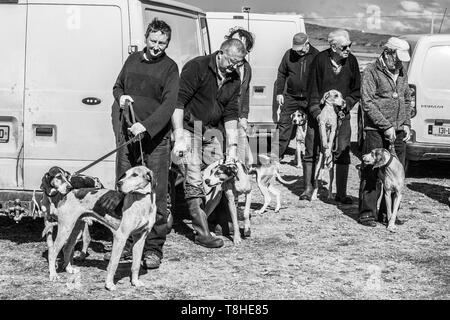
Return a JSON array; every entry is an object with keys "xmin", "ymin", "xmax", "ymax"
[
  {"xmin": 116, "ymin": 119, "xmax": 170, "ymax": 259},
  {"xmin": 178, "ymin": 128, "xmax": 224, "ymax": 199},
  {"xmin": 277, "ymin": 95, "xmax": 308, "ymax": 159},
  {"xmin": 358, "ymin": 130, "xmax": 406, "ymax": 222}
]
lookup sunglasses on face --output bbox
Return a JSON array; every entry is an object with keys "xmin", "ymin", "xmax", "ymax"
[{"xmin": 338, "ymin": 42, "xmax": 352, "ymax": 51}]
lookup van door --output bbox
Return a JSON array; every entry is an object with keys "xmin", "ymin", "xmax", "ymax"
[
  {"xmin": 247, "ymin": 17, "xmax": 300, "ymax": 125},
  {"xmin": 410, "ymin": 39, "xmax": 450, "ymax": 144},
  {"xmin": 0, "ymin": 3, "xmax": 26, "ymax": 189},
  {"xmin": 23, "ymin": 4, "xmax": 123, "ymax": 190},
  {"xmin": 141, "ymin": 4, "xmax": 206, "ymax": 72}
]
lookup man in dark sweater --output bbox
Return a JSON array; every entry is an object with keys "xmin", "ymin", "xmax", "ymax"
[
  {"xmin": 171, "ymin": 39, "xmax": 245, "ymax": 248},
  {"xmin": 110, "ymin": 18, "xmax": 179, "ymax": 268},
  {"xmin": 301, "ymin": 29, "xmax": 361, "ymax": 203},
  {"xmin": 276, "ymin": 32, "xmax": 319, "ymax": 160}
]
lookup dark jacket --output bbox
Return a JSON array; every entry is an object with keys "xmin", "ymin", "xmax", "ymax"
[
  {"xmin": 361, "ymin": 58, "xmax": 411, "ymax": 131},
  {"xmin": 113, "ymin": 49, "xmax": 179, "ymax": 139},
  {"xmin": 276, "ymin": 46, "xmax": 319, "ymax": 99},
  {"xmin": 176, "ymin": 51, "xmax": 241, "ymax": 133},
  {"xmin": 307, "ymin": 49, "xmax": 361, "ymax": 120},
  {"xmin": 238, "ymin": 60, "xmax": 252, "ymax": 119}
]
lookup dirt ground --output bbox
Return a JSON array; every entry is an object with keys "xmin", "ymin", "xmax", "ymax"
[{"xmin": 0, "ymin": 141, "xmax": 449, "ymax": 300}]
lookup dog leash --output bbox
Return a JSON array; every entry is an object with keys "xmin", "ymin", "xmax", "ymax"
[{"xmin": 74, "ymin": 100, "xmax": 144, "ymax": 175}]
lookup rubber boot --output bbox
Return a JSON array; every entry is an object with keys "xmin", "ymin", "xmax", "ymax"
[
  {"xmin": 299, "ymin": 161, "xmax": 314, "ymax": 201},
  {"xmin": 335, "ymin": 164, "xmax": 353, "ymax": 204},
  {"xmin": 186, "ymin": 197, "xmax": 224, "ymax": 248}
]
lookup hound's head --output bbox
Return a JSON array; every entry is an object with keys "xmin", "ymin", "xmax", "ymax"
[
  {"xmin": 40, "ymin": 166, "xmax": 73, "ymax": 196},
  {"xmin": 362, "ymin": 148, "xmax": 391, "ymax": 168},
  {"xmin": 116, "ymin": 166, "xmax": 156, "ymax": 194},
  {"xmin": 291, "ymin": 110, "xmax": 307, "ymax": 126},
  {"xmin": 320, "ymin": 89, "xmax": 346, "ymax": 110},
  {"xmin": 204, "ymin": 161, "xmax": 238, "ymax": 188}
]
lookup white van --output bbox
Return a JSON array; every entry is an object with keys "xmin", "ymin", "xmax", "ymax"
[
  {"xmin": 206, "ymin": 12, "xmax": 306, "ymax": 137},
  {"xmin": 399, "ymin": 34, "xmax": 450, "ymax": 165},
  {"xmin": 0, "ymin": 0, "xmax": 210, "ymax": 214}
]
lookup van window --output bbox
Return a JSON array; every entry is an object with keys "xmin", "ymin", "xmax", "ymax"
[
  {"xmin": 421, "ymin": 46, "xmax": 450, "ymax": 90},
  {"xmin": 143, "ymin": 9, "xmax": 200, "ymax": 71},
  {"xmin": 200, "ymin": 16, "xmax": 211, "ymax": 55}
]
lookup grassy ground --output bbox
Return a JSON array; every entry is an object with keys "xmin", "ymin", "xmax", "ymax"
[{"xmin": 0, "ymin": 143, "xmax": 449, "ymax": 300}]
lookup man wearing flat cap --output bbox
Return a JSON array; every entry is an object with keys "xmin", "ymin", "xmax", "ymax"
[
  {"xmin": 275, "ymin": 32, "xmax": 319, "ymax": 161},
  {"xmin": 358, "ymin": 37, "xmax": 412, "ymax": 227}
]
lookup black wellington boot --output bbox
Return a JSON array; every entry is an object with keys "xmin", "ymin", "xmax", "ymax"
[
  {"xmin": 299, "ymin": 162, "xmax": 314, "ymax": 201},
  {"xmin": 186, "ymin": 197, "xmax": 224, "ymax": 248},
  {"xmin": 335, "ymin": 164, "xmax": 353, "ymax": 204}
]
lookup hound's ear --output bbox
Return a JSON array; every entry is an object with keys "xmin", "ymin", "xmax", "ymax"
[
  {"xmin": 40, "ymin": 173, "xmax": 57, "ymax": 196},
  {"xmin": 320, "ymin": 91, "xmax": 331, "ymax": 105},
  {"xmin": 373, "ymin": 150, "xmax": 388, "ymax": 169},
  {"xmin": 146, "ymin": 170, "xmax": 157, "ymax": 189}
]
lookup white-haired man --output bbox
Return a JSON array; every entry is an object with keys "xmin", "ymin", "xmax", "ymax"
[{"xmin": 301, "ymin": 29, "xmax": 361, "ymax": 202}]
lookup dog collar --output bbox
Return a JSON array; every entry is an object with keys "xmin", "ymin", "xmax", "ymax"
[{"xmin": 385, "ymin": 153, "xmax": 394, "ymax": 168}]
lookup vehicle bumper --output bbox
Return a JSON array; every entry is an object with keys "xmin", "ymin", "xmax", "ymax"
[{"xmin": 406, "ymin": 141, "xmax": 450, "ymax": 161}]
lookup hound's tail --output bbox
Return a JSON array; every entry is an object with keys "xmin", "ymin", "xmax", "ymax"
[{"xmin": 276, "ymin": 171, "xmax": 297, "ymax": 185}]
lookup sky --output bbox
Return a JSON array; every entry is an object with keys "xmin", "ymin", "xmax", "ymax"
[{"xmin": 182, "ymin": 0, "xmax": 450, "ymax": 34}]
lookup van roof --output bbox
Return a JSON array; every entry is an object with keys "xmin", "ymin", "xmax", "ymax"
[
  {"xmin": 206, "ymin": 11, "xmax": 304, "ymax": 21},
  {"xmin": 8, "ymin": 0, "xmax": 204, "ymax": 13},
  {"xmin": 400, "ymin": 33, "xmax": 450, "ymax": 56}
]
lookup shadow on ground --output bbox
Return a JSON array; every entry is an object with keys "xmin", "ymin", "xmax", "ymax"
[{"xmin": 407, "ymin": 182, "xmax": 450, "ymax": 206}]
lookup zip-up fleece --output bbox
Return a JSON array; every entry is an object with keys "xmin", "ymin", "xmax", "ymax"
[
  {"xmin": 361, "ymin": 58, "xmax": 411, "ymax": 131},
  {"xmin": 276, "ymin": 46, "xmax": 319, "ymax": 98}
]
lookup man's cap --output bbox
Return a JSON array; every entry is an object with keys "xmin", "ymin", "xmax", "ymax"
[
  {"xmin": 384, "ymin": 37, "xmax": 410, "ymax": 62},
  {"xmin": 292, "ymin": 32, "xmax": 308, "ymax": 51}
]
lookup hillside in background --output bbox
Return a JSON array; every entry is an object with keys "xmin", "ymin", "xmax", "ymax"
[{"xmin": 305, "ymin": 22, "xmax": 393, "ymax": 54}]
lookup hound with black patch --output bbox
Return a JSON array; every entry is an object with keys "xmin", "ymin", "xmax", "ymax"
[
  {"xmin": 203, "ymin": 160, "xmax": 252, "ymax": 245},
  {"xmin": 40, "ymin": 167, "xmax": 103, "ymax": 260},
  {"xmin": 46, "ymin": 166, "xmax": 156, "ymax": 291},
  {"xmin": 291, "ymin": 110, "xmax": 307, "ymax": 169},
  {"xmin": 362, "ymin": 148, "xmax": 405, "ymax": 232}
]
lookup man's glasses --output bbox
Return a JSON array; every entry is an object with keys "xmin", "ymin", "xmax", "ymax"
[
  {"xmin": 338, "ymin": 42, "xmax": 352, "ymax": 51},
  {"xmin": 224, "ymin": 54, "xmax": 244, "ymax": 68}
]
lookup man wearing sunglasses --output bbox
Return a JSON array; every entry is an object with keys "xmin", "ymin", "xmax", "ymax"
[
  {"xmin": 171, "ymin": 39, "xmax": 246, "ymax": 248},
  {"xmin": 276, "ymin": 32, "xmax": 319, "ymax": 161},
  {"xmin": 301, "ymin": 29, "xmax": 361, "ymax": 203},
  {"xmin": 358, "ymin": 37, "xmax": 411, "ymax": 227}
]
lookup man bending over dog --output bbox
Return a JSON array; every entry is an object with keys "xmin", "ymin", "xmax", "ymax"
[
  {"xmin": 301, "ymin": 29, "xmax": 361, "ymax": 203},
  {"xmin": 111, "ymin": 18, "xmax": 179, "ymax": 268},
  {"xmin": 358, "ymin": 37, "xmax": 411, "ymax": 227},
  {"xmin": 172, "ymin": 39, "xmax": 245, "ymax": 248}
]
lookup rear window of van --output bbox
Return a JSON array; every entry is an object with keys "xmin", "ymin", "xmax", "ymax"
[{"xmin": 421, "ymin": 46, "xmax": 450, "ymax": 90}]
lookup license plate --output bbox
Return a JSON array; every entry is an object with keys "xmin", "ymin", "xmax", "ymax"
[
  {"xmin": 430, "ymin": 125, "xmax": 450, "ymax": 136},
  {"xmin": 0, "ymin": 125, "xmax": 9, "ymax": 143}
]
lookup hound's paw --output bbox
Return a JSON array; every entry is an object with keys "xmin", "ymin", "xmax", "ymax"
[
  {"xmin": 74, "ymin": 251, "xmax": 88, "ymax": 261},
  {"xmin": 274, "ymin": 206, "xmax": 281, "ymax": 213},
  {"xmin": 254, "ymin": 209, "xmax": 264, "ymax": 215},
  {"xmin": 105, "ymin": 282, "xmax": 117, "ymax": 291},
  {"xmin": 387, "ymin": 224, "xmax": 398, "ymax": 233},
  {"xmin": 233, "ymin": 235, "xmax": 242, "ymax": 245},
  {"xmin": 65, "ymin": 265, "xmax": 80, "ymax": 274},
  {"xmin": 131, "ymin": 279, "xmax": 145, "ymax": 288},
  {"xmin": 49, "ymin": 273, "xmax": 59, "ymax": 282}
]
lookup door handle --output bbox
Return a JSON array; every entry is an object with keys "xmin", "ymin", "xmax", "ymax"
[{"xmin": 35, "ymin": 127, "xmax": 53, "ymax": 136}]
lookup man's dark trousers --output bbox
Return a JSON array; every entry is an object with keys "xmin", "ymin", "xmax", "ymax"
[
  {"xmin": 358, "ymin": 130, "xmax": 406, "ymax": 223},
  {"xmin": 116, "ymin": 119, "xmax": 170, "ymax": 259},
  {"xmin": 277, "ymin": 95, "xmax": 307, "ymax": 159}
]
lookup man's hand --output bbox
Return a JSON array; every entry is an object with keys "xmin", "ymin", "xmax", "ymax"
[
  {"xmin": 276, "ymin": 94, "xmax": 284, "ymax": 107},
  {"xmin": 403, "ymin": 125, "xmax": 411, "ymax": 142},
  {"xmin": 384, "ymin": 127, "xmax": 396, "ymax": 142},
  {"xmin": 172, "ymin": 128, "xmax": 188, "ymax": 159},
  {"xmin": 128, "ymin": 122, "xmax": 146, "ymax": 136},
  {"xmin": 239, "ymin": 118, "xmax": 248, "ymax": 131},
  {"xmin": 119, "ymin": 95, "xmax": 134, "ymax": 109}
]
